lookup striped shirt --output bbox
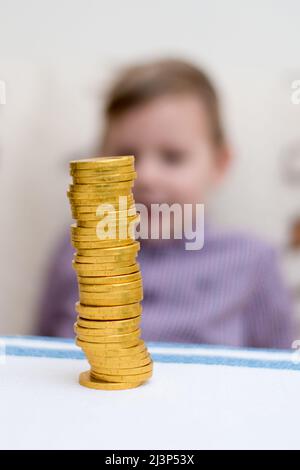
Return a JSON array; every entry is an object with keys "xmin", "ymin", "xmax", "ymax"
[{"xmin": 36, "ymin": 224, "xmax": 294, "ymax": 348}]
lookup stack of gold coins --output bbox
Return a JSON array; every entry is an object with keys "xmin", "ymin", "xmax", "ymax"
[{"xmin": 67, "ymin": 155, "xmax": 153, "ymax": 390}]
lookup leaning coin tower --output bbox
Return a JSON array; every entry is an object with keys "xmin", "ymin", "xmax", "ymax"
[{"xmin": 67, "ymin": 155, "xmax": 153, "ymax": 390}]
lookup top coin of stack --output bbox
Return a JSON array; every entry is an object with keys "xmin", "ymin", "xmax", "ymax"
[{"xmin": 67, "ymin": 155, "xmax": 153, "ymax": 390}]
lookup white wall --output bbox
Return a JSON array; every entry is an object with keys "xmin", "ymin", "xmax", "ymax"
[{"xmin": 0, "ymin": 0, "xmax": 300, "ymax": 334}]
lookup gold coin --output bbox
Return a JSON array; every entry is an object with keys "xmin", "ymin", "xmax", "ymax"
[
  {"xmin": 72, "ymin": 210, "xmax": 136, "ymax": 220},
  {"xmin": 71, "ymin": 207, "xmax": 135, "ymax": 218},
  {"xmin": 69, "ymin": 195, "xmax": 134, "ymax": 207},
  {"xmin": 70, "ymin": 156, "xmax": 134, "ymax": 169},
  {"xmin": 75, "ymin": 253, "xmax": 137, "ymax": 264},
  {"xmin": 73, "ymin": 259, "xmax": 139, "ymax": 271},
  {"xmin": 78, "ymin": 326, "xmax": 141, "ymax": 338},
  {"xmin": 75, "ymin": 243, "xmax": 138, "ymax": 254},
  {"xmin": 74, "ymin": 255, "xmax": 137, "ymax": 267},
  {"xmin": 72, "ymin": 235, "xmax": 135, "ymax": 244},
  {"xmin": 67, "ymin": 190, "xmax": 132, "ymax": 201},
  {"xmin": 79, "ymin": 296, "xmax": 143, "ymax": 308},
  {"xmin": 71, "ymin": 231, "xmax": 136, "ymax": 240},
  {"xmin": 74, "ymin": 214, "xmax": 140, "ymax": 231},
  {"xmin": 75, "ymin": 301, "xmax": 141, "ymax": 316},
  {"xmin": 90, "ymin": 362, "xmax": 152, "ymax": 375},
  {"xmin": 69, "ymin": 180, "xmax": 134, "ymax": 191},
  {"xmin": 72, "ymin": 172, "xmax": 136, "ymax": 184},
  {"xmin": 79, "ymin": 290, "xmax": 143, "ymax": 306},
  {"xmin": 71, "ymin": 202, "xmax": 135, "ymax": 214},
  {"xmin": 71, "ymin": 220, "xmax": 137, "ymax": 234},
  {"xmin": 71, "ymin": 209, "xmax": 135, "ymax": 218},
  {"xmin": 70, "ymin": 161, "xmax": 134, "ymax": 171},
  {"xmin": 72, "ymin": 253, "xmax": 138, "ymax": 264},
  {"xmin": 79, "ymin": 288, "xmax": 143, "ymax": 301},
  {"xmin": 70, "ymin": 202, "xmax": 134, "ymax": 211},
  {"xmin": 74, "ymin": 320, "xmax": 139, "ymax": 334},
  {"xmin": 80, "ymin": 318, "xmax": 142, "ymax": 326},
  {"xmin": 81, "ymin": 349, "xmax": 148, "ymax": 361},
  {"xmin": 87, "ymin": 354, "xmax": 151, "ymax": 369},
  {"xmin": 72, "ymin": 208, "xmax": 137, "ymax": 220},
  {"xmin": 71, "ymin": 238, "xmax": 135, "ymax": 248},
  {"xmin": 71, "ymin": 234, "xmax": 131, "ymax": 244},
  {"xmin": 71, "ymin": 241, "xmax": 135, "ymax": 250},
  {"xmin": 76, "ymin": 311, "xmax": 140, "ymax": 321},
  {"xmin": 73, "ymin": 257, "xmax": 137, "ymax": 267},
  {"xmin": 76, "ymin": 257, "xmax": 138, "ymax": 268},
  {"xmin": 78, "ymin": 326, "xmax": 139, "ymax": 336},
  {"xmin": 75, "ymin": 253, "xmax": 138, "ymax": 263},
  {"xmin": 68, "ymin": 186, "xmax": 134, "ymax": 196},
  {"xmin": 78, "ymin": 299, "xmax": 142, "ymax": 309},
  {"xmin": 77, "ymin": 215, "xmax": 140, "ymax": 229},
  {"xmin": 75, "ymin": 214, "xmax": 138, "ymax": 225},
  {"xmin": 91, "ymin": 360, "xmax": 153, "ymax": 376},
  {"xmin": 70, "ymin": 164, "xmax": 134, "ymax": 176},
  {"xmin": 76, "ymin": 242, "xmax": 139, "ymax": 257},
  {"xmin": 78, "ymin": 339, "xmax": 141, "ymax": 351},
  {"xmin": 76, "ymin": 321, "xmax": 141, "ymax": 335},
  {"xmin": 80, "ymin": 271, "xmax": 142, "ymax": 281},
  {"xmin": 76, "ymin": 315, "xmax": 141, "ymax": 329},
  {"xmin": 79, "ymin": 285, "xmax": 143, "ymax": 296},
  {"xmin": 78, "ymin": 271, "xmax": 141, "ymax": 285},
  {"xmin": 71, "ymin": 168, "xmax": 136, "ymax": 176},
  {"xmin": 69, "ymin": 191, "xmax": 134, "ymax": 201},
  {"xmin": 75, "ymin": 251, "xmax": 138, "ymax": 260},
  {"xmin": 71, "ymin": 175, "xmax": 135, "ymax": 185},
  {"xmin": 75, "ymin": 303, "xmax": 142, "ymax": 321},
  {"xmin": 73, "ymin": 262, "xmax": 140, "ymax": 276},
  {"xmin": 79, "ymin": 286, "xmax": 142, "ymax": 298},
  {"xmin": 73, "ymin": 230, "xmax": 136, "ymax": 239},
  {"xmin": 69, "ymin": 190, "xmax": 134, "ymax": 198},
  {"xmin": 72, "ymin": 212, "xmax": 136, "ymax": 222},
  {"xmin": 90, "ymin": 368, "xmax": 152, "ymax": 383},
  {"xmin": 71, "ymin": 236, "xmax": 135, "ymax": 244},
  {"xmin": 69, "ymin": 192, "xmax": 134, "ymax": 201},
  {"xmin": 78, "ymin": 288, "xmax": 143, "ymax": 301},
  {"xmin": 74, "ymin": 322, "xmax": 140, "ymax": 337},
  {"xmin": 78, "ymin": 279, "xmax": 142, "ymax": 292},
  {"xmin": 80, "ymin": 328, "xmax": 144, "ymax": 342},
  {"xmin": 69, "ymin": 191, "xmax": 133, "ymax": 201},
  {"xmin": 76, "ymin": 331, "xmax": 141, "ymax": 344},
  {"xmin": 85, "ymin": 353, "xmax": 149, "ymax": 366},
  {"xmin": 77, "ymin": 338, "xmax": 146, "ymax": 354},
  {"xmin": 68, "ymin": 187, "xmax": 133, "ymax": 197},
  {"xmin": 86, "ymin": 352, "xmax": 150, "ymax": 366},
  {"xmin": 78, "ymin": 370, "xmax": 145, "ymax": 390},
  {"xmin": 71, "ymin": 234, "xmax": 133, "ymax": 242},
  {"xmin": 78, "ymin": 292, "xmax": 142, "ymax": 305}
]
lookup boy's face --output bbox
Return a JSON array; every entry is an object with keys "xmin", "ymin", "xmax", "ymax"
[{"xmin": 103, "ymin": 93, "xmax": 230, "ymax": 208}]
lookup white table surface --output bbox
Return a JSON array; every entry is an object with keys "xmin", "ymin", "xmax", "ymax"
[{"xmin": 1, "ymin": 335, "xmax": 300, "ymax": 450}]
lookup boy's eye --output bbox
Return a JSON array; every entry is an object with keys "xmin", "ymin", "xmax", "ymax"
[{"xmin": 161, "ymin": 150, "xmax": 185, "ymax": 166}]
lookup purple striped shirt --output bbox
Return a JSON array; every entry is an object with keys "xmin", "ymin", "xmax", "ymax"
[{"xmin": 36, "ymin": 224, "xmax": 294, "ymax": 348}]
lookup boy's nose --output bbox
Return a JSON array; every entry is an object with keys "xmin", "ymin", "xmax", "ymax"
[{"xmin": 135, "ymin": 155, "xmax": 160, "ymax": 189}]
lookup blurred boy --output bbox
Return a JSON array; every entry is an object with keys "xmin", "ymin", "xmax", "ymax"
[{"xmin": 37, "ymin": 58, "xmax": 294, "ymax": 348}]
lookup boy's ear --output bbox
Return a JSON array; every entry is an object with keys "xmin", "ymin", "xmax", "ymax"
[{"xmin": 216, "ymin": 143, "xmax": 233, "ymax": 178}]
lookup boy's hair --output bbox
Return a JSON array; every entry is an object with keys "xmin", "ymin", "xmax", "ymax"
[{"xmin": 102, "ymin": 58, "xmax": 225, "ymax": 147}]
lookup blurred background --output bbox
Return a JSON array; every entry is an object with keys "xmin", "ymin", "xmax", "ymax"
[{"xmin": 0, "ymin": 0, "xmax": 299, "ymax": 336}]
